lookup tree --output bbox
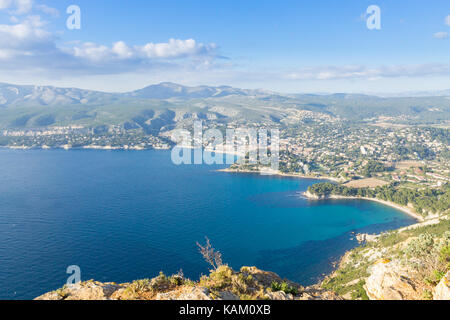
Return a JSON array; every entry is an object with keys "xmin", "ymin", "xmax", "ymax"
[{"xmin": 197, "ymin": 237, "xmax": 224, "ymax": 270}]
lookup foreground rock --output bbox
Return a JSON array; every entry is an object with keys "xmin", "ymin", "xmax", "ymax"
[
  {"xmin": 155, "ymin": 287, "xmax": 213, "ymax": 300},
  {"xmin": 364, "ymin": 260, "xmax": 420, "ymax": 300},
  {"xmin": 321, "ymin": 219, "xmax": 449, "ymax": 300},
  {"xmin": 433, "ymin": 271, "xmax": 450, "ymax": 300},
  {"xmin": 35, "ymin": 281, "xmax": 124, "ymax": 300},
  {"xmin": 35, "ymin": 266, "xmax": 341, "ymax": 301}
]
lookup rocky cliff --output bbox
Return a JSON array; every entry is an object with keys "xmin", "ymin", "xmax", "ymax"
[
  {"xmin": 321, "ymin": 218, "xmax": 449, "ymax": 300},
  {"xmin": 35, "ymin": 266, "xmax": 341, "ymax": 301}
]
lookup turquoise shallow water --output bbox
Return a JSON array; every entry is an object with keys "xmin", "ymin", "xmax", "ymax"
[{"xmin": 0, "ymin": 149, "xmax": 415, "ymax": 299}]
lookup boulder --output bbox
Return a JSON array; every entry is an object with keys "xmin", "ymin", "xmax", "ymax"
[
  {"xmin": 264, "ymin": 291, "xmax": 294, "ymax": 300},
  {"xmin": 240, "ymin": 266, "xmax": 292, "ymax": 287},
  {"xmin": 433, "ymin": 271, "xmax": 450, "ymax": 300},
  {"xmin": 364, "ymin": 260, "xmax": 419, "ymax": 300},
  {"xmin": 298, "ymin": 285, "xmax": 343, "ymax": 300},
  {"xmin": 215, "ymin": 291, "xmax": 240, "ymax": 300},
  {"xmin": 35, "ymin": 281, "xmax": 123, "ymax": 300},
  {"xmin": 155, "ymin": 286, "xmax": 212, "ymax": 300}
]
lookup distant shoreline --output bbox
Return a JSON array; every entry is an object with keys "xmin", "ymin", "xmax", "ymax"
[
  {"xmin": 217, "ymin": 167, "xmax": 341, "ymax": 182},
  {"xmin": 0, "ymin": 145, "xmax": 170, "ymax": 151},
  {"xmin": 302, "ymin": 191, "xmax": 424, "ymax": 222}
]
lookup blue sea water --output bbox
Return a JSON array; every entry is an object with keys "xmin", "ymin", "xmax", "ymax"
[{"xmin": 0, "ymin": 149, "xmax": 416, "ymax": 299}]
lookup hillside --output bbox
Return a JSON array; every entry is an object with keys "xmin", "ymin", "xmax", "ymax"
[
  {"xmin": 322, "ymin": 218, "xmax": 450, "ymax": 300},
  {"xmin": 1, "ymin": 82, "xmax": 449, "ymax": 133}
]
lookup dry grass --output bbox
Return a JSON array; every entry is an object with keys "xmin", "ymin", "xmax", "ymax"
[
  {"xmin": 370, "ymin": 122, "xmax": 408, "ymax": 128},
  {"xmin": 344, "ymin": 178, "xmax": 389, "ymax": 188},
  {"xmin": 395, "ymin": 161, "xmax": 424, "ymax": 170}
]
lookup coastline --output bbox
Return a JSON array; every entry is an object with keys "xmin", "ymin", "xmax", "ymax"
[
  {"xmin": 0, "ymin": 145, "xmax": 171, "ymax": 151},
  {"xmin": 302, "ymin": 191, "xmax": 424, "ymax": 222},
  {"xmin": 218, "ymin": 166, "xmax": 424, "ymax": 222},
  {"xmin": 218, "ymin": 167, "xmax": 341, "ymax": 182}
]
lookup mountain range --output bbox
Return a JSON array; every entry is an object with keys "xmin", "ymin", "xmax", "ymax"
[
  {"xmin": 0, "ymin": 82, "xmax": 449, "ymax": 130},
  {"xmin": 0, "ymin": 82, "xmax": 277, "ymax": 108}
]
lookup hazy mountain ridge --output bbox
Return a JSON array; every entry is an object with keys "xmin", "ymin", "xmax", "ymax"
[
  {"xmin": 0, "ymin": 82, "xmax": 449, "ymax": 130},
  {"xmin": 0, "ymin": 82, "xmax": 275, "ymax": 108}
]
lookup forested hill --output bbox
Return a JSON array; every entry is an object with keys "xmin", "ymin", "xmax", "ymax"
[{"xmin": 307, "ymin": 182, "xmax": 450, "ymax": 217}]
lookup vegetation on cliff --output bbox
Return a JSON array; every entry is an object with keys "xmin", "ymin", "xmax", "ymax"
[
  {"xmin": 308, "ymin": 178, "xmax": 450, "ymax": 299},
  {"xmin": 322, "ymin": 219, "xmax": 450, "ymax": 300},
  {"xmin": 307, "ymin": 182, "xmax": 450, "ymax": 217},
  {"xmin": 35, "ymin": 265, "xmax": 343, "ymax": 301},
  {"xmin": 36, "ymin": 238, "xmax": 341, "ymax": 301}
]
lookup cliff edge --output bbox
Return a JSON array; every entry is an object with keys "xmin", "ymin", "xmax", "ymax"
[{"xmin": 35, "ymin": 266, "xmax": 342, "ymax": 301}]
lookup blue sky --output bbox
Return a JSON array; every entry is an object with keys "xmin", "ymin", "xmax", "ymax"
[{"xmin": 0, "ymin": 0, "xmax": 449, "ymax": 93}]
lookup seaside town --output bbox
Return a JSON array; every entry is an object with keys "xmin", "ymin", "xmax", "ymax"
[{"xmin": 1, "ymin": 114, "xmax": 449, "ymax": 192}]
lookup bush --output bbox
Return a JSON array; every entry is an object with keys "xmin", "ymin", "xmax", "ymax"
[
  {"xmin": 200, "ymin": 265, "xmax": 233, "ymax": 290},
  {"xmin": 125, "ymin": 279, "xmax": 151, "ymax": 296},
  {"xmin": 350, "ymin": 280, "xmax": 369, "ymax": 300},
  {"xmin": 271, "ymin": 281, "xmax": 298, "ymax": 295},
  {"xmin": 403, "ymin": 233, "xmax": 450, "ymax": 288}
]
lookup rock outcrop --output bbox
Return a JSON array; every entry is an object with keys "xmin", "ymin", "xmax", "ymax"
[
  {"xmin": 364, "ymin": 259, "xmax": 420, "ymax": 300},
  {"xmin": 35, "ymin": 281, "xmax": 123, "ymax": 300},
  {"xmin": 35, "ymin": 266, "xmax": 340, "ymax": 301},
  {"xmin": 155, "ymin": 287, "xmax": 213, "ymax": 300},
  {"xmin": 433, "ymin": 271, "xmax": 450, "ymax": 300}
]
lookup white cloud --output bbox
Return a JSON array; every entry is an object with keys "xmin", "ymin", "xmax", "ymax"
[
  {"xmin": 445, "ymin": 15, "xmax": 450, "ymax": 26},
  {"xmin": 0, "ymin": 15, "xmax": 50, "ymax": 47},
  {"xmin": 69, "ymin": 38, "xmax": 217, "ymax": 63},
  {"xmin": 69, "ymin": 39, "xmax": 218, "ymax": 63},
  {"xmin": 141, "ymin": 38, "xmax": 217, "ymax": 59},
  {"xmin": 0, "ymin": 0, "xmax": 12, "ymax": 10},
  {"xmin": 433, "ymin": 31, "xmax": 449, "ymax": 39},
  {"xmin": 13, "ymin": 0, "xmax": 32, "ymax": 14},
  {"xmin": 71, "ymin": 42, "xmax": 110, "ymax": 61},
  {"xmin": 112, "ymin": 41, "xmax": 133, "ymax": 59},
  {"xmin": 0, "ymin": 0, "xmax": 33, "ymax": 14},
  {"xmin": 284, "ymin": 64, "xmax": 450, "ymax": 81},
  {"xmin": 0, "ymin": 12, "xmax": 221, "ymax": 77},
  {"xmin": 36, "ymin": 4, "xmax": 59, "ymax": 17}
]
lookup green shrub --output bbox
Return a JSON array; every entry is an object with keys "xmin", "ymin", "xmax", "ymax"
[
  {"xmin": 425, "ymin": 270, "xmax": 446, "ymax": 286},
  {"xmin": 271, "ymin": 281, "xmax": 298, "ymax": 295},
  {"xmin": 350, "ymin": 280, "xmax": 369, "ymax": 300},
  {"xmin": 200, "ymin": 265, "xmax": 233, "ymax": 290},
  {"xmin": 126, "ymin": 279, "xmax": 151, "ymax": 295},
  {"xmin": 422, "ymin": 290, "xmax": 433, "ymax": 300}
]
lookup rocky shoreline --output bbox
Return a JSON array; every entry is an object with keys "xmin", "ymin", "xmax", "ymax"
[{"xmin": 1, "ymin": 145, "xmax": 171, "ymax": 151}]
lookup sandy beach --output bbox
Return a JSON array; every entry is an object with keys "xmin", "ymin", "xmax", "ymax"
[{"xmin": 303, "ymin": 192, "xmax": 424, "ymax": 222}]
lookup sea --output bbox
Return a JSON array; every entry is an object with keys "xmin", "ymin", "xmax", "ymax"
[{"xmin": 0, "ymin": 149, "xmax": 416, "ymax": 299}]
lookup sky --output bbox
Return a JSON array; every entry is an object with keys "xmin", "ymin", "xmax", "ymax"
[{"xmin": 0, "ymin": 0, "xmax": 449, "ymax": 93}]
